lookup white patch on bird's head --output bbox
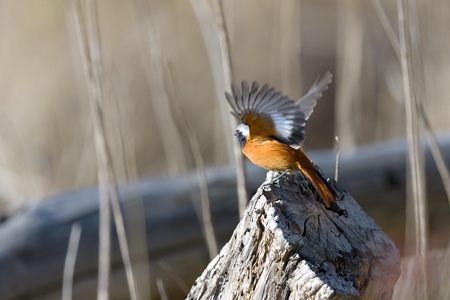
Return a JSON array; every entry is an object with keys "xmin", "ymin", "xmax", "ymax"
[
  {"xmin": 236, "ymin": 123, "xmax": 249, "ymax": 137},
  {"xmin": 234, "ymin": 123, "xmax": 249, "ymax": 148}
]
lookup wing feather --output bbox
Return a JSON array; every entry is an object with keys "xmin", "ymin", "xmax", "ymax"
[
  {"xmin": 226, "ymin": 74, "xmax": 332, "ymax": 148},
  {"xmin": 296, "ymin": 71, "xmax": 333, "ymax": 121},
  {"xmin": 252, "ymin": 84, "xmax": 269, "ymax": 111},
  {"xmin": 241, "ymin": 81, "xmax": 250, "ymax": 112}
]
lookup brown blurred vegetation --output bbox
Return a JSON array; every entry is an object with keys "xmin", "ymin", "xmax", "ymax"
[{"xmin": 0, "ymin": 0, "xmax": 449, "ymax": 219}]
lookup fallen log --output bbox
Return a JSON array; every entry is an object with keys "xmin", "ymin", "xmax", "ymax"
[
  {"xmin": 0, "ymin": 168, "xmax": 254, "ymax": 300},
  {"xmin": 187, "ymin": 171, "xmax": 401, "ymax": 299}
]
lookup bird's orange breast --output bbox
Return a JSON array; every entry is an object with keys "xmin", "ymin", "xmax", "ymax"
[
  {"xmin": 242, "ymin": 138, "xmax": 299, "ymax": 172},
  {"xmin": 242, "ymin": 136, "xmax": 337, "ymax": 208}
]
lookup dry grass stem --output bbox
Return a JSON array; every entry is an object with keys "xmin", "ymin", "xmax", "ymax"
[
  {"xmin": 145, "ymin": 9, "xmax": 187, "ymax": 175},
  {"xmin": 70, "ymin": 1, "xmax": 139, "ymax": 299},
  {"xmin": 374, "ymin": 2, "xmax": 450, "ymax": 296},
  {"xmin": 62, "ymin": 223, "xmax": 82, "ymax": 300},
  {"xmin": 397, "ymin": 0, "xmax": 428, "ymax": 298},
  {"xmin": 279, "ymin": 0, "xmax": 301, "ymax": 93},
  {"xmin": 190, "ymin": 0, "xmax": 249, "ymax": 216},
  {"xmin": 419, "ymin": 105, "xmax": 450, "ymax": 206},
  {"xmin": 158, "ymin": 260, "xmax": 190, "ymax": 294},
  {"xmin": 420, "ymin": 105, "xmax": 450, "ymax": 299},
  {"xmin": 165, "ymin": 62, "xmax": 218, "ymax": 259},
  {"xmin": 438, "ymin": 244, "xmax": 450, "ymax": 299},
  {"xmin": 132, "ymin": 0, "xmax": 189, "ymax": 175},
  {"xmin": 334, "ymin": 136, "xmax": 340, "ymax": 181},
  {"xmin": 189, "ymin": 0, "xmax": 233, "ymax": 156},
  {"xmin": 107, "ymin": 186, "xmax": 139, "ymax": 300},
  {"xmin": 371, "ymin": 0, "xmax": 401, "ymax": 60},
  {"xmin": 69, "ymin": 1, "xmax": 112, "ymax": 298},
  {"xmin": 213, "ymin": 0, "xmax": 249, "ymax": 216},
  {"xmin": 336, "ymin": 1, "xmax": 363, "ymax": 149},
  {"xmin": 105, "ymin": 73, "xmax": 150, "ymax": 298},
  {"xmin": 373, "ymin": 0, "xmax": 447, "ymax": 200},
  {"xmin": 156, "ymin": 278, "xmax": 168, "ymax": 300}
]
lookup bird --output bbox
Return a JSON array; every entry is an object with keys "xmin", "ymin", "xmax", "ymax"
[{"xmin": 225, "ymin": 72, "xmax": 337, "ymax": 208}]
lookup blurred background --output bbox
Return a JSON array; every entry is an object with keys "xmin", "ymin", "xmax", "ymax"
[{"xmin": 0, "ymin": 0, "xmax": 450, "ymax": 299}]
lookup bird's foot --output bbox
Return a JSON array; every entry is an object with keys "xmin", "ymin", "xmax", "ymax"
[
  {"xmin": 271, "ymin": 170, "xmax": 289, "ymax": 182},
  {"xmin": 263, "ymin": 171, "xmax": 289, "ymax": 189}
]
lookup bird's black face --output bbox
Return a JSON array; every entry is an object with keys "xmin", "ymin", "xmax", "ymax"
[{"xmin": 234, "ymin": 123, "xmax": 249, "ymax": 149}]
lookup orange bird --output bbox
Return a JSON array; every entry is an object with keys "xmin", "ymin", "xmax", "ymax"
[{"xmin": 225, "ymin": 72, "xmax": 337, "ymax": 208}]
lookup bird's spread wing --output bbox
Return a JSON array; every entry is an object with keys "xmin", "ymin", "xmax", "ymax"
[
  {"xmin": 225, "ymin": 81, "xmax": 308, "ymax": 149},
  {"xmin": 295, "ymin": 71, "xmax": 333, "ymax": 121}
]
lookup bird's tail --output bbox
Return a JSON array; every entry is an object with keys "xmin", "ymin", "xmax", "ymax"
[{"xmin": 295, "ymin": 151, "xmax": 337, "ymax": 208}]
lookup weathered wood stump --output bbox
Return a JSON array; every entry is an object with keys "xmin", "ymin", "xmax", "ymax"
[{"xmin": 187, "ymin": 171, "xmax": 401, "ymax": 299}]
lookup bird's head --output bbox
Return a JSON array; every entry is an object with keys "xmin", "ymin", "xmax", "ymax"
[{"xmin": 234, "ymin": 123, "xmax": 249, "ymax": 149}]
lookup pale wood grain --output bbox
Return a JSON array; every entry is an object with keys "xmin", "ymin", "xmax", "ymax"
[{"xmin": 187, "ymin": 171, "xmax": 400, "ymax": 299}]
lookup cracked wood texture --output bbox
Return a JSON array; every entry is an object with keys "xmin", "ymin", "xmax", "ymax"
[{"xmin": 187, "ymin": 171, "xmax": 401, "ymax": 300}]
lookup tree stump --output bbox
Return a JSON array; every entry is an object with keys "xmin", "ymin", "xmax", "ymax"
[{"xmin": 187, "ymin": 170, "xmax": 401, "ymax": 299}]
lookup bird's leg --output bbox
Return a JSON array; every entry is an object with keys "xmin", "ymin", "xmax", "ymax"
[
  {"xmin": 262, "ymin": 170, "xmax": 289, "ymax": 189},
  {"xmin": 271, "ymin": 170, "xmax": 289, "ymax": 183}
]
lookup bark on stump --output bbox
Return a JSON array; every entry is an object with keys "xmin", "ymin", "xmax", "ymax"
[{"xmin": 187, "ymin": 171, "xmax": 401, "ymax": 300}]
